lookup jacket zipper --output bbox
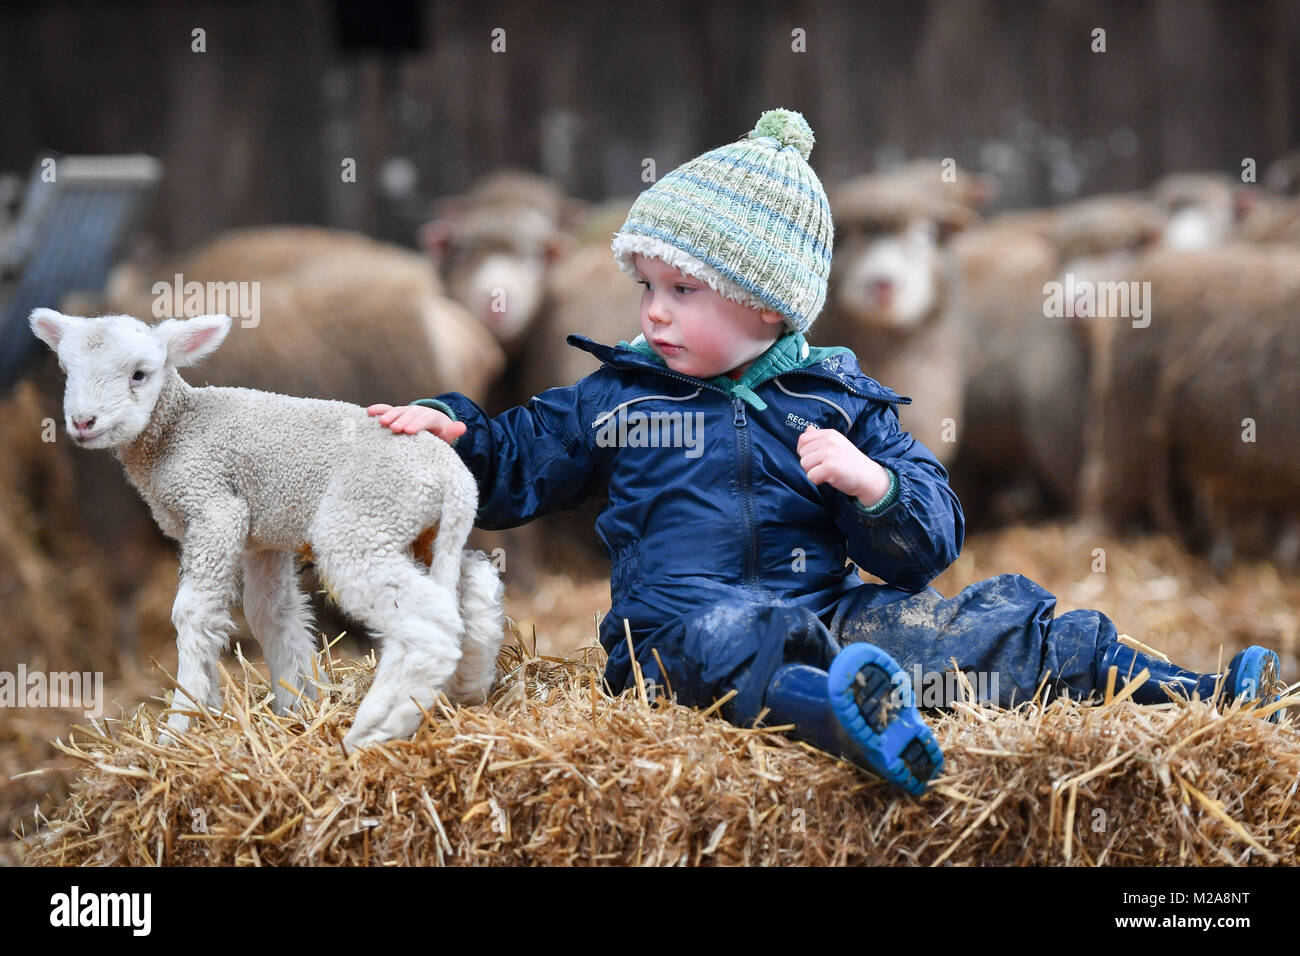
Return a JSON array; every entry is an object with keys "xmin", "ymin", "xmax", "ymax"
[
  {"xmin": 733, "ymin": 396, "xmax": 759, "ymax": 586},
  {"xmin": 601, "ymin": 359, "xmax": 892, "ymax": 587},
  {"xmin": 604, "ymin": 361, "xmax": 763, "ymax": 585}
]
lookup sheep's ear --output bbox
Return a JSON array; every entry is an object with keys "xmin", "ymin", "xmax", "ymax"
[
  {"xmin": 155, "ymin": 314, "xmax": 232, "ymax": 367},
  {"xmin": 29, "ymin": 308, "xmax": 73, "ymax": 351}
]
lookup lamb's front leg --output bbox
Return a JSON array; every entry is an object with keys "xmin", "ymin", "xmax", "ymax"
[{"xmin": 163, "ymin": 501, "xmax": 249, "ymax": 740}]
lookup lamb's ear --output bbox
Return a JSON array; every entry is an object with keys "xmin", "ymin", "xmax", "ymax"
[
  {"xmin": 155, "ymin": 314, "xmax": 232, "ymax": 367},
  {"xmin": 29, "ymin": 308, "xmax": 73, "ymax": 351}
]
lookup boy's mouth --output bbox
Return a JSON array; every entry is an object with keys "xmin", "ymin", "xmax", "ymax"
[{"xmin": 653, "ymin": 339, "xmax": 684, "ymax": 354}]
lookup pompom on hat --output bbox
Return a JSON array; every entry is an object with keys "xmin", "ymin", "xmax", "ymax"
[{"xmin": 611, "ymin": 108, "xmax": 833, "ymax": 334}]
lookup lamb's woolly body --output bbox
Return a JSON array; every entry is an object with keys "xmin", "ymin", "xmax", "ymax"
[
  {"xmin": 116, "ymin": 369, "xmax": 473, "ymax": 560},
  {"xmin": 29, "ymin": 309, "xmax": 504, "ymax": 754}
]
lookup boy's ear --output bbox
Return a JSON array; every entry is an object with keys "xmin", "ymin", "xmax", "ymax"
[{"xmin": 760, "ymin": 309, "xmax": 786, "ymax": 326}]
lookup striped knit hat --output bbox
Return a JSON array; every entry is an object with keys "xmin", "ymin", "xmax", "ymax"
[{"xmin": 611, "ymin": 108, "xmax": 833, "ymax": 334}]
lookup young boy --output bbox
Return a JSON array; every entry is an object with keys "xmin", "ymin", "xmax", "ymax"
[{"xmin": 369, "ymin": 109, "xmax": 1283, "ymax": 795}]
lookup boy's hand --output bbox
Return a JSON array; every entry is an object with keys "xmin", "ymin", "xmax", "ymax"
[
  {"xmin": 797, "ymin": 425, "xmax": 891, "ymax": 507},
  {"xmin": 366, "ymin": 404, "xmax": 467, "ymax": 443}
]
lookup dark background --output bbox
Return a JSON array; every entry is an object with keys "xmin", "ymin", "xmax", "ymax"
[{"xmin": 3, "ymin": 0, "xmax": 1296, "ymax": 254}]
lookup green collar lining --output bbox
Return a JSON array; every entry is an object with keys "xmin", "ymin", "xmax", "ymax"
[{"xmin": 619, "ymin": 331, "xmax": 853, "ymax": 410}]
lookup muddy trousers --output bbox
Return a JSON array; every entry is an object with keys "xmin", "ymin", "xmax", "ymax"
[{"xmin": 617, "ymin": 573, "xmax": 1119, "ymax": 728}]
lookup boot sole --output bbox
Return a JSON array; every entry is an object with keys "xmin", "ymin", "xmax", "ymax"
[
  {"xmin": 828, "ymin": 643, "xmax": 944, "ymax": 795},
  {"xmin": 1230, "ymin": 646, "xmax": 1283, "ymax": 723}
]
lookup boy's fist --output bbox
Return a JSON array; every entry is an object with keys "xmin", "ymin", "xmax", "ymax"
[
  {"xmin": 366, "ymin": 403, "xmax": 467, "ymax": 443},
  {"xmin": 797, "ymin": 425, "xmax": 890, "ymax": 508}
]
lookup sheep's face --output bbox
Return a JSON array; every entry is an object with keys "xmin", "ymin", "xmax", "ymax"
[
  {"xmin": 29, "ymin": 309, "xmax": 230, "ymax": 450},
  {"xmin": 1161, "ymin": 195, "xmax": 1234, "ymax": 252},
  {"xmin": 421, "ymin": 206, "xmax": 570, "ymax": 349},
  {"xmin": 833, "ymin": 217, "xmax": 944, "ymax": 329}
]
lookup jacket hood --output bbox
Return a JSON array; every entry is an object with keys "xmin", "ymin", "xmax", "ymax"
[{"xmin": 565, "ymin": 331, "xmax": 911, "ymax": 410}]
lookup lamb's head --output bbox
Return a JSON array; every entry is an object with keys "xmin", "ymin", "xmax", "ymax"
[{"xmin": 28, "ymin": 309, "xmax": 231, "ymax": 449}]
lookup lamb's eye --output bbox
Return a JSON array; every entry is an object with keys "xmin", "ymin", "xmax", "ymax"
[{"xmin": 131, "ymin": 369, "xmax": 147, "ymax": 383}]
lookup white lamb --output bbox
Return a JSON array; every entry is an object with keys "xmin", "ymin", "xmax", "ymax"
[{"xmin": 28, "ymin": 308, "xmax": 504, "ymax": 752}]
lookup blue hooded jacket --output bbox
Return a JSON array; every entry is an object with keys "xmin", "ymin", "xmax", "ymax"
[{"xmin": 415, "ymin": 330, "xmax": 965, "ymax": 665}]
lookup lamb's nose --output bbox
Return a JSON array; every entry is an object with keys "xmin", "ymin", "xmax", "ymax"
[{"xmin": 72, "ymin": 416, "xmax": 96, "ymax": 432}]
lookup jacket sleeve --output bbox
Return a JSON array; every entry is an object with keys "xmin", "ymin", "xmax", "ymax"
[
  {"xmin": 828, "ymin": 399, "xmax": 965, "ymax": 591},
  {"xmin": 411, "ymin": 379, "xmax": 608, "ymax": 530}
]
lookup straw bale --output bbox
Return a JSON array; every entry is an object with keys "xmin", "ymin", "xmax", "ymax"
[{"xmin": 23, "ymin": 633, "xmax": 1300, "ymax": 867}]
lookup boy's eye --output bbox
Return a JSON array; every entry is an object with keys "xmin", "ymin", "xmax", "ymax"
[{"xmin": 675, "ymin": 284, "xmax": 697, "ymax": 294}]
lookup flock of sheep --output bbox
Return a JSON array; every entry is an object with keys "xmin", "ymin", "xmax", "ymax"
[{"xmin": 819, "ymin": 157, "xmax": 1299, "ymax": 573}]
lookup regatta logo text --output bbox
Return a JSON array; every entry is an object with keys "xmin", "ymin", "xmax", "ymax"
[
  {"xmin": 593, "ymin": 408, "xmax": 705, "ymax": 459},
  {"xmin": 785, "ymin": 412, "xmax": 815, "ymax": 432}
]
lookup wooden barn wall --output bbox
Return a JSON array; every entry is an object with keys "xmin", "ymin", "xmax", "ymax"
[{"xmin": 0, "ymin": 0, "xmax": 1295, "ymax": 252}]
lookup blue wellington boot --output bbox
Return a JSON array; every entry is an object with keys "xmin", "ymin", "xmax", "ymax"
[
  {"xmin": 1096, "ymin": 642, "xmax": 1283, "ymax": 720},
  {"xmin": 764, "ymin": 644, "xmax": 944, "ymax": 795}
]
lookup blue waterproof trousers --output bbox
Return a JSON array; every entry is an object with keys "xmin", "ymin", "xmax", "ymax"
[{"xmin": 613, "ymin": 573, "xmax": 1119, "ymax": 728}]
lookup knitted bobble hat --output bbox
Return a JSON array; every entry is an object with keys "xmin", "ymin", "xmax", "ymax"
[{"xmin": 611, "ymin": 108, "xmax": 833, "ymax": 334}]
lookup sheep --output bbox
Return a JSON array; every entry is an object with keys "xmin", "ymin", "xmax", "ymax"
[
  {"xmin": 419, "ymin": 169, "xmax": 580, "ymax": 358},
  {"xmin": 102, "ymin": 226, "xmax": 504, "ymax": 407},
  {"xmin": 816, "ymin": 169, "xmax": 979, "ymax": 466},
  {"xmin": 949, "ymin": 209, "xmax": 1063, "ymax": 522},
  {"xmin": 38, "ymin": 226, "xmax": 506, "ymax": 661},
  {"xmin": 28, "ymin": 308, "xmax": 505, "ymax": 751},
  {"xmin": 1150, "ymin": 172, "xmax": 1245, "ymax": 251},
  {"xmin": 489, "ymin": 199, "xmax": 643, "ymax": 586},
  {"xmin": 948, "ymin": 193, "xmax": 1165, "ymax": 524},
  {"xmin": 524, "ymin": 198, "xmax": 641, "ymax": 396},
  {"xmin": 1096, "ymin": 243, "xmax": 1300, "ymax": 566}
]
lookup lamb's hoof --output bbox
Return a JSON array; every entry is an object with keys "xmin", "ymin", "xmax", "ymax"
[
  {"xmin": 443, "ymin": 679, "xmax": 493, "ymax": 706},
  {"xmin": 158, "ymin": 712, "xmax": 191, "ymax": 746},
  {"xmin": 344, "ymin": 698, "xmax": 431, "ymax": 754},
  {"xmin": 341, "ymin": 726, "xmax": 389, "ymax": 755}
]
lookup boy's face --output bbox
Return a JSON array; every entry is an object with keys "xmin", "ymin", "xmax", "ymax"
[{"xmin": 632, "ymin": 255, "xmax": 785, "ymax": 379}]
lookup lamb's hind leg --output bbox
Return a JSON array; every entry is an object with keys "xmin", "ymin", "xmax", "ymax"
[
  {"xmin": 444, "ymin": 550, "xmax": 505, "ymax": 705},
  {"xmin": 242, "ymin": 550, "xmax": 319, "ymax": 715},
  {"xmin": 321, "ymin": 547, "xmax": 465, "ymax": 752}
]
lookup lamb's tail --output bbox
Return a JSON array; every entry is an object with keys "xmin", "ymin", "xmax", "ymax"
[
  {"xmin": 445, "ymin": 549, "xmax": 506, "ymax": 704},
  {"xmin": 422, "ymin": 446, "xmax": 479, "ymax": 593}
]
